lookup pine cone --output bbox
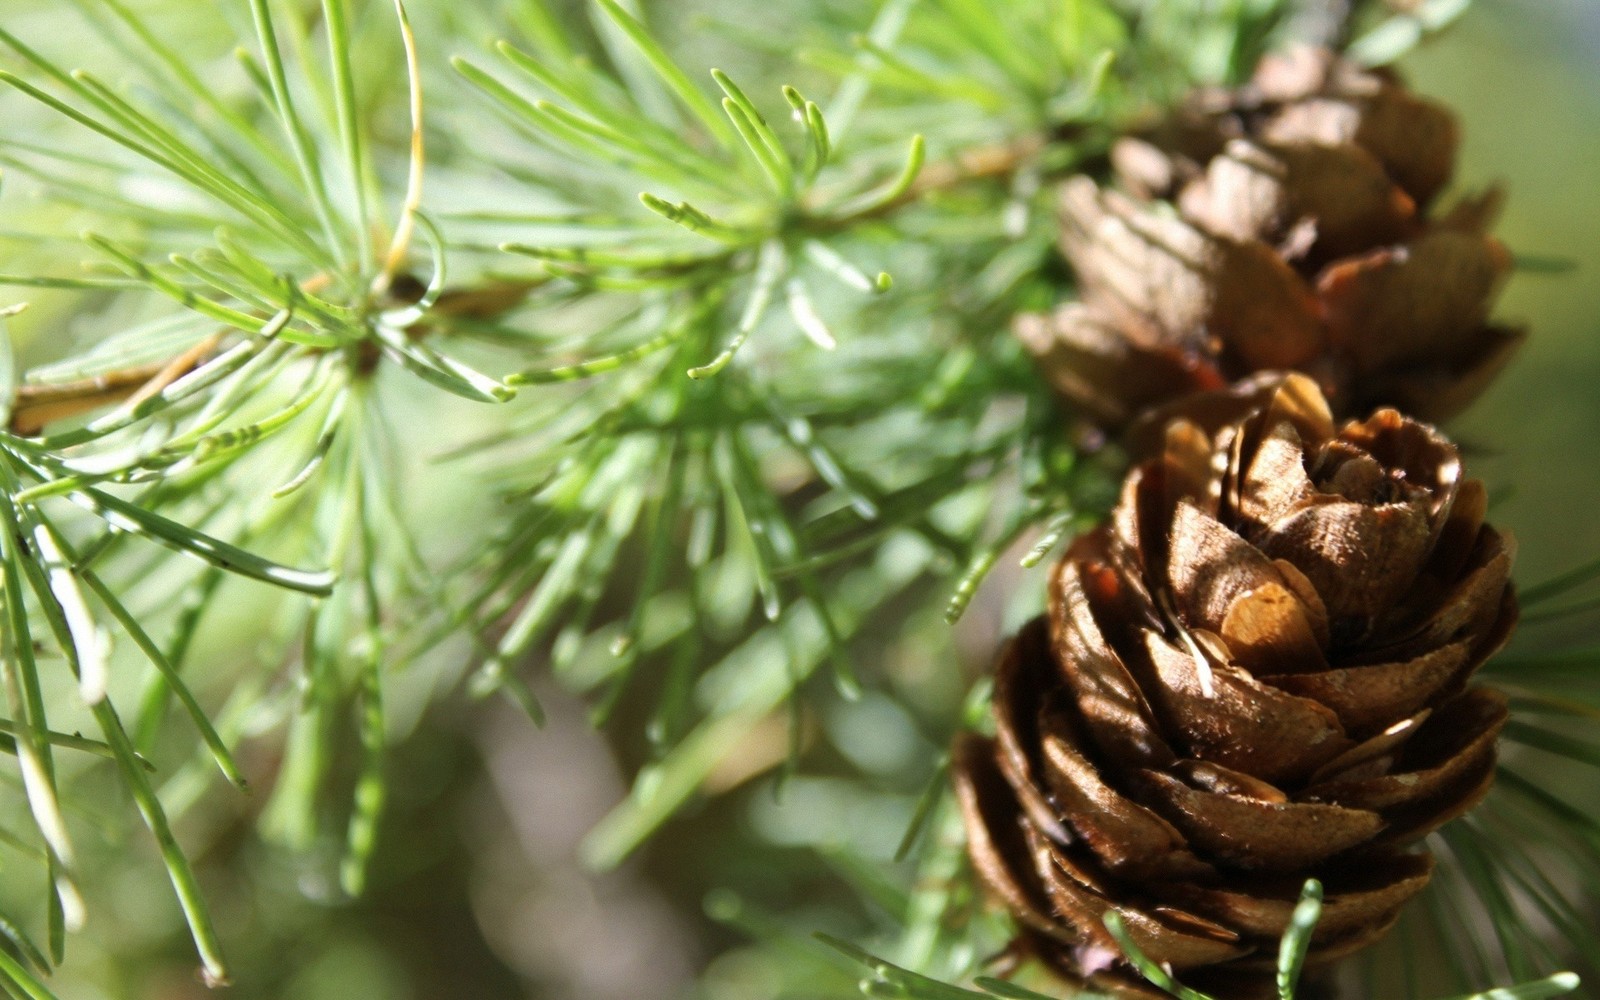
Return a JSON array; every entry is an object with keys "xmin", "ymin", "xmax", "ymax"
[
  {"xmin": 955, "ymin": 376, "xmax": 1516, "ymax": 998},
  {"xmin": 1016, "ymin": 46, "xmax": 1522, "ymax": 431}
]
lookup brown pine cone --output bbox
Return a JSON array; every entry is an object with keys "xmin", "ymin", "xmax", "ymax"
[
  {"xmin": 1016, "ymin": 46, "xmax": 1522, "ymax": 431},
  {"xmin": 955, "ymin": 375, "xmax": 1516, "ymax": 998}
]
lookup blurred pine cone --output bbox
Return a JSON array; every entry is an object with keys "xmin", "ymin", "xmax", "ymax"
[
  {"xmin": 1017, "ymin": 46, "xmax": 1522, "ymax": 432},
  {"xmin": 955, "ymin": 376, "xmax": 1516, "ymax": 998}
]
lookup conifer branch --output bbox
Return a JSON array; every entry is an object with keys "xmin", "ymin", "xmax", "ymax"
[{"xmin": 3, "ymin": 125, "xmax": 1042, "ymax": 435}]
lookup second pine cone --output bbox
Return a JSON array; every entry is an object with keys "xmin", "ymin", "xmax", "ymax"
[{"xmin": 1017, "ymin": 46, "xmax": 1522, "ymax": 433}]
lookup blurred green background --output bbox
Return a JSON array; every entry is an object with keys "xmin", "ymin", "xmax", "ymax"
[
  {"xmin": 0, "ymin": 2, "xmax": 1596, "ymax": 998},
  {"xmin": 1413, "ymin": 0, "xmax": 1600, "ymax": 655}
]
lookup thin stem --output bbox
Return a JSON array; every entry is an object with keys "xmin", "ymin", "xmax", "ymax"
[
  {"xmin": 819, "ymin": 133, "xmax": 1046, "ymax": 228},
  {"xmin": 381, "ymin": 0, "xmax": 425, "ymax": 281}
]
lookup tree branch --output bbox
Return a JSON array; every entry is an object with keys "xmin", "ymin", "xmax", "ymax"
[{"xmin": 7, "ymin": 135, "xmax": 1050, "ymax": 435}]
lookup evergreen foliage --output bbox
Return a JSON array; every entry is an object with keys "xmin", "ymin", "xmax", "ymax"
[{"xmin": 0, "ymin": 0, "xmax": 1590, "ymax": 997}]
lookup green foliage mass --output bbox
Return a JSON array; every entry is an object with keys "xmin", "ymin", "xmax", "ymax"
[{"xmin": 0, "ymin": 0, "xmax": 1590, "ymax": 998}]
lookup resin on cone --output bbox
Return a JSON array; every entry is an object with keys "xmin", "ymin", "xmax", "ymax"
[
  {"xmin": 1017, "ymin": 46, "xmax": 1522, "ymax": 432},
  {"xmin": 955, "ymin": 375, "xmax": 1516, "ymax": 998}
]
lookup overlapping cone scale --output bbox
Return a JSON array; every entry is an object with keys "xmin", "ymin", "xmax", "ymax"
[
  {"xmin": 956, "ymin": 376, "xmax": 1515, "ymax": 998},
  {"xmin": 1016, "ymin": 45, "xmax": 1522, "ymax": 432}
]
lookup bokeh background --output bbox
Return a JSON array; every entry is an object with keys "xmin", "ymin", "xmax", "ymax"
[
  {"xmin": 1415, "ymin": 0, "xmax": 1600, "ymax": 651},
  {"xmin": 0, "ymin": 1, "xmax": 1596, "ymax": 998}
]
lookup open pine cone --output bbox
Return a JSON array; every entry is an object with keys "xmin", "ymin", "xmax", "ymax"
[
  {"xmin": 955, "ymin": 375, "xmax": 1516, "ymax": 998},
  {"xmin": 1016, "ymin": 46, "xmax": 1522, "ymax": 432}
]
